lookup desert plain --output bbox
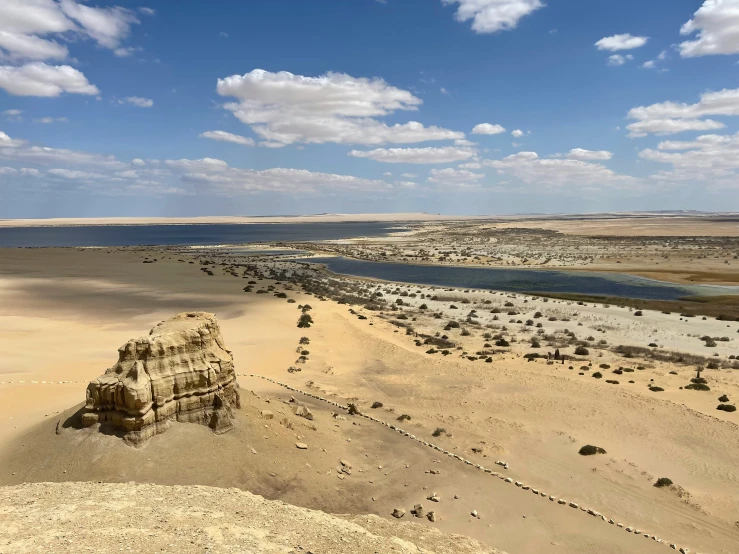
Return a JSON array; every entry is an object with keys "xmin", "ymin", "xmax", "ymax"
[{"xmin": 1, "ymin": 214, "xmax": 739, "ymax": 554}]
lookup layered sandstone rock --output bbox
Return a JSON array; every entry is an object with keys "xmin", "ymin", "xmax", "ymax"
[{"xmin": 82, "ymin": 312, "xmax": 239, "ymax": 444}]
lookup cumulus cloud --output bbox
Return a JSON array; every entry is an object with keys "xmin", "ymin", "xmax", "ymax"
[
  {"xmin": 640, "ymin": 131, "xmax": 739, "ymax": 185},
  {"xmin": 608, "ymin": 54, "xmax": 633, "ymax": 66},
  {"xmin": 123, "ymin": 96, "xmax": 153, "ymax": 108},
  {"xmin": 680, "ymin": 0, "xmax": 739, "ymax": 57},
  {"xmin": 200, "ymin": 130, "xmax": 255, "ymax": 147},
  {"xmin": 566, "ymin": 148, "xmax": 613, "ymax": 161},
  {"xmin": 511, "ymin": 129, "xmax": 524, "ymax": 138},
  {"xmin": 626, "ymin": 87, "xmax": 739, "ymax": 137},
  {"xmin": 348, "ymin": 146, "xmax": 476, "ymax": 164},
  {"xmin": 216, "ymin": 69, "xmax": 463, "ymax": 147},
  {"xmin": 0, "ymin": 0, "xmax": 141, "ymax": 61},
  {"xmin": 595, "ymin": 33, "xmax": 649, "ymax": 51},
  {"xmin": 442, "ymin": 0, "xmax": 544, "ymax": 34},
  {"xmin": 484, "ymin": 151, "xmax": 635, "ymax": 187},
  {"xmin": 472, "ymin": 123, "xmax": 506, "ymax": 135},
  {"xmin": 427, "ymin": 167, "xmax": 485, "ymax": 186},
  {"xmin": 0, "ymin": 62, "xmax": 99, "ymax": 96}
]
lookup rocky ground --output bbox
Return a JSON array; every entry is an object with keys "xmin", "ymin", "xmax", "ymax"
[{"xmin": 0, "ymin": 482, "xmax": 503, "ymax": 554}]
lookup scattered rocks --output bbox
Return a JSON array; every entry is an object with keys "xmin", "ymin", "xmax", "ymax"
[{"xmin": 391, "ymin": 508, "xmax": 405, "ymax": 519}]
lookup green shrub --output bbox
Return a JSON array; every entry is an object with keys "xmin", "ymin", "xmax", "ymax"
[
  {"xmin": 719, "ymin": 394, "xmax": 730, "ymax": 402},
  {"xmin": 574, "ymin": 345, "xmax": 589, "ymax": 356},
  {"xmin": 654, "ymin": 477, "xmax": 673, "ymax": 488},
  {"xmin": 592, "ymin": 372, "xmax": 602, "ymax": 379},
  {"xmin": 397, "ymin": 414, "xmax": 412, "ymax": 422},
  {"xmin": 371, "ymin": 401, "xmax": 383, "ymax": 409},
  {"xmin": 685, "ymin": 383, "xmax": 710, "ymax": 391},
  {"xmin": 717, "ymin": 404, "xmax": 737, "ymax": 412},
  {"xmin": 432, "ymin": 427, "xmax": 446, "ymax": 437}
]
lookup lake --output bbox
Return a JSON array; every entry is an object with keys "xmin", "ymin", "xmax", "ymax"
[
  {"xmin": 0, "ymin": 222, "xmax": 404, "ymax": 248},
  {"xmin": 300, "ymin": 256, "xmax": 738, "ymax": 301}
]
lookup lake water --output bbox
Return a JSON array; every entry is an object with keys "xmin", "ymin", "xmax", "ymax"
[
  {"xmin": 301, "ymin": 256, "xmax": 738, "ymax": 301},
  {"xmin": 0, "ymin": 222, "xmax": 404, "ymax": 248}
]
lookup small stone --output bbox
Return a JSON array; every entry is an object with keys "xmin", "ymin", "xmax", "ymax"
[
  {"xmin": 471, "ymin": 509, "xmax": 478, "ymax": 518},
  {"xmin": 427, "ymin": 511, "xmax": 436, "ymax": 522},
  {"xmin": 392, "ymin": 508, "xmax": 405, "ymax": 519},
  {"xmin": 295, "ymin": 442, "xmax": 308, "ymax": 450}
]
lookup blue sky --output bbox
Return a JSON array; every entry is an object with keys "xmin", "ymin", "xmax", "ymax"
[{"xmin": 1, "ymin": 0, "xmax": 739, "ymax": 218}]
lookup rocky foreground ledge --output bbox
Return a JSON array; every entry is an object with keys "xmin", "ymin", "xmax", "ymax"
[{"xmin": 0, "ymin": 482, "xmax": 504, "ymax": 554}]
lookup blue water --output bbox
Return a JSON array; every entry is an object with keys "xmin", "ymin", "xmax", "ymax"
[
  {"xmin": 0, "ymin": 222, "xmax": 404, "ymax": 248},
  {"xmin": 301, "ymin": 256, "xmax": 738, "ymax": 301}
]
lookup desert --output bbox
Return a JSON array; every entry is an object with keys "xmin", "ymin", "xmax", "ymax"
[{"xmin": 1, "ymin": 214, "xmax": 739, "ymax": 553}]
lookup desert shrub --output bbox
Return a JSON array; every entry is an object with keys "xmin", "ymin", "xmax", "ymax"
[
  {"xmin": 371, "ymin": 401, "xmax": 383, "ymax": 409},
  {"xmin": 707, "ymin": 361, "xmax": 719, "ymax": 369},
  {"xmin": 397, "ymin": 414, "xmax": 412, "ymax": 422},
  {"xmin": 297, "ymin": 313, "xmax": 314, "ymax": 328},
  {"xmin": 299, "ymin": 337, "xmax": 310, "ymax": 345},
  {"xmin": 685, "ymin": 383, "xmax": 710, "ymax": 391},
  {"xmin": 432, "ymin": 427, "xmax": 446, "ymax": 437},
  {"xmin": 654, "ymin": 477, "xmax": 673, "ymax": 488},
  {"xmin": 719, "ymin": 394, "xmax": 730, "ymax": 402},
  {"xmin": 649, "ymin": 386, "xmax": 664, "ymax": 392},
  {"xmin": 606, "ymin": 380, "xmax": 619, "ymax": 384},
  {"xmin": 592, "ymin": 372, "xmax": 603, "ymax": 379},
  {"xmin": 634, "ymin": 311, "xmax": 643, "ymax": 316},
  {"xmin": 574, "ymin": 345, "xmax": 589, "ymax": 356},
  {"xmin": 347, "ymin": 403, "xmax": 359, "ymax": 415},
  {"xmin": 274, "ymin": 292, "xmax": 287, "ymax": 298},
  {"xmin": 717, "ymin": 404, "xmax": 737, "ymax": 412},
  {"xmin": 599, "ymin": 363, "xmax": 611, "ymax": 369},
  {"xmin": 648, "ymin": 343, "xmax": 658, "ymax": 347},
  {"xmin": 579, "ymin": 445, "xmax": 606, "ymax": 456},
  {"xmin": 495, "ymin": 338, "xmax": 510, "ymax": 347}
]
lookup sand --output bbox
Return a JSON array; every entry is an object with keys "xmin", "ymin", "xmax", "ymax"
[{"xmin": 1, "ymin": 247, "xmax": 738, "ymax": 553}]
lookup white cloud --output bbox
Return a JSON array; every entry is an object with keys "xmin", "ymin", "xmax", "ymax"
[
  {"xmin": 0, "ymin": 62, "xmax": 99, "ymax": 96},
  {"xmin": 454, "ymin": 138, "xmax": 477, "ymax": 146},
  {"xmin": 595, "ymin": 33, "xmax": 649, "ymax": 51},
  {"xmin": 427, "ymin": 167, "xmax": 485, "ymax": 185},
  {"xmin": 680, "ymin": 0, "xmax": 739, "ymax": 57},
  {"xmin": 33, "ymin": 116, "xmax": 68, "ymax": 123},
  {"xmin": 608, "ymin": 54, "xmax": 633, "ymax": 66},
  {"xmin": 626, "ymin": 87, "xmax": 739, "ymax": 137},
  {"xmin": 484, "ymin": 151, "xmax": 635, "ymax": 187},
  {"xmin": 401, "ymin": 172, "xmax": 417, "ymax": 178},
  {"xmin": 640, "ymin": 131, "xmax": 739, "ymax": 186},
  {"xmin": 166, "ymin": 158, "xmax": 395, "ymax": 194},
  {"xmin": 642, "ymin": 60, "xmax": 656, "ymax": 69},
  {"xmin": 442, "ymin": 0, "xmax": 544, "ymax": 34},
  {"xmin": 138, "ymin": 7, "xmax": 155, "ymax": 16},
  {"xmin": 472, "ymin": 123, "xmax": 506, "ymax": 135},
  {"xmin": 123, "ymin": 96, "xmax": 153, "ymax": 108},
  {"xmin": 20, "ymin": 167, "xmax": 41, "ymax": 177},
  {"xmin": 511, "ymin": 129, "xmax": 524, "ymax": 138},
  {"xmin": 217, "ymin": 69, "xmax": 463, "ymax": 147},
  {"xmin": 2, "ymin": 109, "xmax": 22, "ymax": 121},
  {"xmin": 200, "ymin": 130, "xmax": 255, "ymax": 147},
  {"xmin": 0, "ymin": 0, "xmax": 141, "ymax": 62},
  {"xmin": 348, "ymin": 146, "xmax": 476, "ymax": 164},
  {"xmin": 57, "ymin": 0, "xmax": 138, "ymax": 50},
  {"xmin": 566, "ymin": 148, "xmax": 613, "ymax": 161},
  {"xmin": 0, "ymin": 30, "xmax": 68, "ymax": 61},
  {"xmin": 459, "ymin": 162, "xmax": 482, "ymax": 169}
]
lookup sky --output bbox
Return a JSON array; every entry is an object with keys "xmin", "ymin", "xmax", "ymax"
[{"xmin": 1, "ymin": 0, "xmax": 739, "ymax": 218}]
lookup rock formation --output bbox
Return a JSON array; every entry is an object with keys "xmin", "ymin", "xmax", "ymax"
[{"xmin": 82, "ymin": 312, "xmax": 239, "ymax": 444}]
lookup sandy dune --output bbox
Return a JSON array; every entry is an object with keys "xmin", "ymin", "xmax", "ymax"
[{"xmin": 1, "ymin": 247, "xmax": 738, "ymax": 553}]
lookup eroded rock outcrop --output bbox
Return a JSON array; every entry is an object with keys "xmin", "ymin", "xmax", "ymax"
[{"xmin": 82, "ymin": 312, "xmax": 239, "ymax": 444}]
